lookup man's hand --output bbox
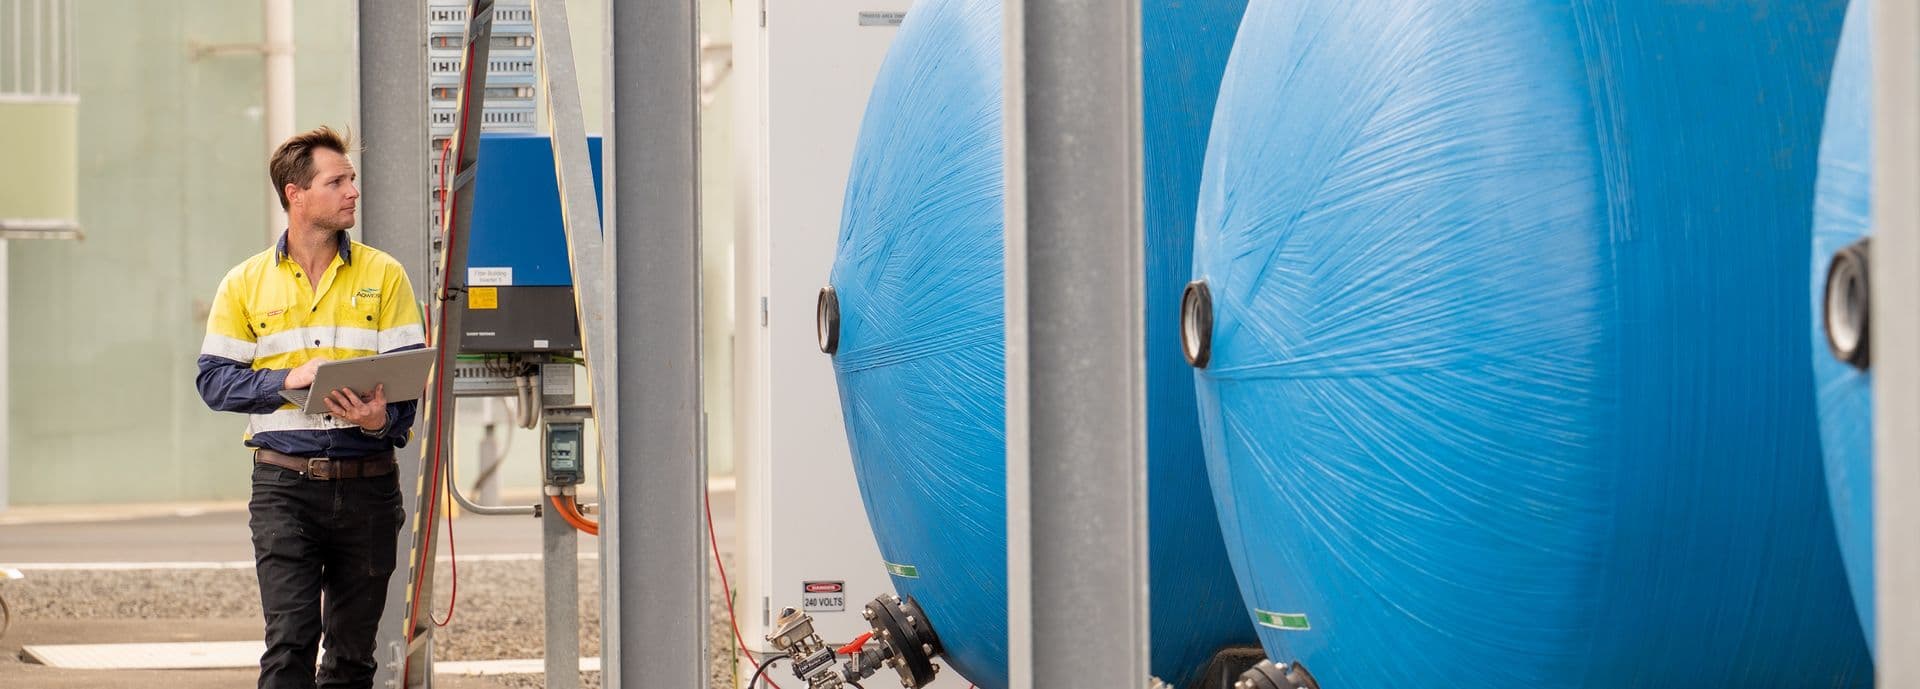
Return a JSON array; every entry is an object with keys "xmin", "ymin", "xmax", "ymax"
[
  {"xmin": 325, "ymin": 384, "xmax": 389, "ymax": 432},
  {"xmin": 284, "ymin": 358, "xmax": 331, "ymax": 390}
]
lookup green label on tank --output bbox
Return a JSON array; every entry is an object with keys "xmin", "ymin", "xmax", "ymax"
[
  {"xmin": 884, "ymin": 562, "xmax": 920, "ymax": 578},
  {"xmin": 1255, "ymin": 609, "xmax": 1311, "ymax": 631}
]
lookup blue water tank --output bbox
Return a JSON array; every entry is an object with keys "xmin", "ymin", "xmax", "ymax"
[
  {"xmin": 1191, "ymin": 1, "xmax": 1870, "ymax": 686},
  {"xmin": 828, "ymin": 0, "xmax": 1254, "ymax": 687},
  {"xmin": 1813, "ymin": 0, "xmax": 1875, "ymax": 657}
]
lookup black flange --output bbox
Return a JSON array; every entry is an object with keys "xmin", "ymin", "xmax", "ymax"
[
  {"xmin": 818, "ymin": 285, "xmax": 841, "ymax": 355},
  {"xmin": 862, "ymin": 594, "xmax": 943, "ymax": 688},
  {"xmin": 1234, "ymin": 659, "xmax": 1319, "ymax": 689},
  {"xmin": 1182, "ymin": 279, "xmax": 1214, "ymax": 368},
  {"xmin": 1824, "ymin": 237, "xmax": 1871, "ymax": 370}
]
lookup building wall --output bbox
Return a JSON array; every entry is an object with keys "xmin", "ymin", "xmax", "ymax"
[
  {"xmin": 7, "ymin": 0, "xmax": 737, "ymax": 505},
  {"xmin": 7, "ymin": 1, "xmax": 359, "ymax": 505}
]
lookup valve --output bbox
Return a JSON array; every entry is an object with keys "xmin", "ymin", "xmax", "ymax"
[
  {"xmin": 767, "ymin": 593, "xmax": 946, "ymax": 689},
  {"xmin": 1234, "ymin": 659, "xmax": 1320, "ymax": 689}
]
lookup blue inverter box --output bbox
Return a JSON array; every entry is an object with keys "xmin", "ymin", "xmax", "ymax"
[{"xmin": 460, "ymin": 132, "xmax": 603, "ymax": 353}]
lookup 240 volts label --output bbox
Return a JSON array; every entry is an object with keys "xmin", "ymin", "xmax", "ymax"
[{"xmin": 801, "ymin": 581, "xmax": 845, "ymax": 613}]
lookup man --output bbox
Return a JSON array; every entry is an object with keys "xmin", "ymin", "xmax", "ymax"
[{"xmin": 197, "ymin": 126, "xmax": 426, "ymax": 689}]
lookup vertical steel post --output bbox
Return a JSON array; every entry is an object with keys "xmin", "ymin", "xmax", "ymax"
[
  {"xmin": 543, "ymin": 498, "xmax": 583, "ymax": 689},
  {"xmin": 1003, "ymin": 1, "xmax": 1150, "ymax": 688},
  {"xmin": 355, "ymin": 1, "xmax": 430, "ymax": 686},
  {"xmin": 526, "ymin": 4, "xmax": 599, "ymax": 686},
  {"xmin": 602, "ymin": 0, "xmax": 708, "ymax": 686},
  {"xmin": 1875, "ymin": 2, "xmax": 1920, "ymax": 686}
]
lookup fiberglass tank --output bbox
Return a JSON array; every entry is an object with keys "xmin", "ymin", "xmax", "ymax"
[
  {"xmin": 1811, "ymin": 0, "xmax": 1875, "ymax": 659},
  {"xmin": 824, "ymin": 0, "xmax": 1256, "ymax": 687},
  {"xmin": 1187, "ymin": 1, "xmax": 1872, "ymax": 686}
]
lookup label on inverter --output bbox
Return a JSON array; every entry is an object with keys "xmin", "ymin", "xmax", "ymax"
[{"xmin": 468, "ymin": 266, "xmax": 514, "ymax": 286}]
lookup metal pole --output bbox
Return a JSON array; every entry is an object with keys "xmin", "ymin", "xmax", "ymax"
[
  {"xmin": 265, "ymin": 0, "xmax": 295, "ymax": 240},
  {"xmin": 603, "ymin": 0, "xmax": 707, "ymax": 684},
  {"xmin": 522, "ymin": 9, "xmax": 602, "ymax": 686},
  {"xmin": 1875, "ymin": 1, "xmax": 1920, "ymax": 685},
  {"xmin": 1003, "ymin": 0, "xmax": 1150, "ymax": 688},
  {"xmin": 354, "ymin": 1, "xmax": 429, "ymax": 686},
  {"xmin": 29, "ymin": 0, "xmax": 39, "ymax": 95},
  {"xmin": 12, "ymin": 0, "xmax": 21, "ymax": 94},
  {"xmin": 528, "ymin": 0, "xmax": 612, "ymax": 506},
  {"xmin": 543, "ymin": 497, "xmax": 583, "ymax": 689}
]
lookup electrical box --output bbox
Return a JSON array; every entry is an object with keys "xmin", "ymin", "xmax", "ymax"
[
  {"xmin": 428, "ymin": 0, "xmax": 539, "ymax": 231},
  {"xmin": 542, "ymin": 406, "xmax": 591, "ymax": 487},
  {"xmin": 734, "ymin": 5, "xmax": 963, "ymax": 687},
  {"xmin": 460, "ymin": 133, "xmax": 603, "ymax": 354}
]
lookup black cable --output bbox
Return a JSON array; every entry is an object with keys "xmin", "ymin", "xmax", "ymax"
[
  {"xmin": 747, "ymin": 654, "xmax": 788, "ymax": 689},
  {"xmin": 848, "ymin": 682, "xmax": 866, "ymax": 689}
]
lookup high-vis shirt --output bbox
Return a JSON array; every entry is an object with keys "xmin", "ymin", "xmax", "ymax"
[{"xmin": 197, "ymin": 230, "xmax": 428, "ymax": 458}]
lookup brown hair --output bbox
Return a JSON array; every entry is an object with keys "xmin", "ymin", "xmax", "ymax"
[{"xmin": 268, "ymin": 126, "xmax": 353, "ymax": 211}]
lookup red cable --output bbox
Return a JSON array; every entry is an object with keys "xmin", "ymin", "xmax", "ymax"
[
  {"xmin": 429, "ymin": 463, "xmax": 459, "ymax": 628},
  {"xmin": 708, "ymin": 486, "xmax": 783, "ymax": 689},
  {"xmin": 404, "ymin": 17, "xmax": 481, "ymax": 680}
]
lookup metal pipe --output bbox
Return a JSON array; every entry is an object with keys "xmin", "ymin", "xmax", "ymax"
[
  {"xmin": 29, "ymin": 0, "xmax": 39, "ymax": 95},
  {"xmin": 62, "ymin": 0, "xmax": 70, "ymax": 94},
  {"xmin": 12, "ymin": 1, "xmax": 22, "ymax": 94},
  {"xmin": 45, "ymin": 0, "xmax": 55, "ymax": 96},
  {"xmin": 447, "ymin": 430, "xmax": 538, "ymax": 518},
  {"xmin": 264, "ymin": 0, "xmax": 294, "ymax": 240}
]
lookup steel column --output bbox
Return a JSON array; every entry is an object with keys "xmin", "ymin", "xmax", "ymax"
[
  {"xmin": 1002, "ymin": 1, "xmax": 1151, "ymax": 688},
  {"xmin": 543, "ymin": 502, "xmax": 583, "ymax": 689},
  {"xmin": 355, "ymin": 1, "xmax": 430, "ymax": 686},
  {"xmin": 602, "ymin": 0, "xmax": 708, "ymax": 686}
]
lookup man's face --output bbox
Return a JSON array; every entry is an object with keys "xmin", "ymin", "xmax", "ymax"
[{"xmin": 290, "ymin": 149, "xmax": 359, "ymax": 231}]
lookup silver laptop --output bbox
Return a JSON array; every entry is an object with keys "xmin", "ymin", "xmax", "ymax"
[{"xmin": 278, "ymin": 347, "xmax": 439, "ymax": 414}]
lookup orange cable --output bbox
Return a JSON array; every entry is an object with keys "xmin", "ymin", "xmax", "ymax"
[{"xmin": 551, "ymin": 494, "xmax": 601, "ymax": 535}]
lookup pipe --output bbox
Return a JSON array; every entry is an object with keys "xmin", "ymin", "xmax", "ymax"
[
  {"xmin": 446, "ymin": 404, "xmax": 539, "ymax": 517},
  {"xmin": 470, "ymin": 397, "xmax": 515, "ymax": 500},
  {"xmin": 264, "ymin": 0, "xmax": 294, "ymax": 242}
]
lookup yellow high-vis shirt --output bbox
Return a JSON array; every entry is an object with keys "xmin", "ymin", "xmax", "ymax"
[{"xmin": 196, "ymin": 230, "xmax": 427, "ymax": 458}]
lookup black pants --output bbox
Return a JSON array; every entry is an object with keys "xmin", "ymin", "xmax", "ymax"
[{"xmin": 248, "ymin": 462, "xmax": 406, "ymax": 689}]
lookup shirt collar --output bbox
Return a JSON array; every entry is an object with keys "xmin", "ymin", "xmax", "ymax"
[{"xmin": 275, "ymin": 229, "xmax": 353, "ymax": 266}]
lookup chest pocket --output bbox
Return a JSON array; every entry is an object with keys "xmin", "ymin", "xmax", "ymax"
[
  {"xmin": 248, "ymin": 306, "xmax": 296, "ymax": 340},
  {"xmin": 338, "ymin": 289, "xmax": 384, "ymax": 352},
  {"xmin": 248, "ymin": 304, "xmax": 305, "ymax": 363}
]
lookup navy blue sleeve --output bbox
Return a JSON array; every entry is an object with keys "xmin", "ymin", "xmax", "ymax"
[{"xmin": 196, "ymin": 355, "xmax": 292, "ymax": 414}]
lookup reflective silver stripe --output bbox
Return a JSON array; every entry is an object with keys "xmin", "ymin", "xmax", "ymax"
[
  {"xmin": 256, "ymin": 326, "xmax": 382, "ymax": 358},
  {"xmin": 199, "ymin": 333, "xmax": 257, "ymax": 362},
  {"xmin": 378, "ymin": 323, "xmax": 427, "ymax": 352},
  {"xmin": 248, "ymin": 407, "xmax": 357, "ymax": 434}
]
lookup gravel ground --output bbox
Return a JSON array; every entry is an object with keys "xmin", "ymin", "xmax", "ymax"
[{"xmin": 5, "ymin": 557, "xmax": 744, "ymax": 689}]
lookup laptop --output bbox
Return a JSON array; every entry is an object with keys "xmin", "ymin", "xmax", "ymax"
[{"xmin": 278, "ymin": 347, "xmax": 440, "ymax": 414}]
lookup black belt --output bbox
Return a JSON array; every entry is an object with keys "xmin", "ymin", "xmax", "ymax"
[{"xmin": 254, "ymin": 448, "xmax": 397, "ymax": 481}]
